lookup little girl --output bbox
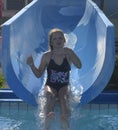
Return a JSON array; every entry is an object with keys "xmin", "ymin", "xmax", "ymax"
[{"xmin": 27, "ymin": 28, "xmax": 82, "ymax": 130}]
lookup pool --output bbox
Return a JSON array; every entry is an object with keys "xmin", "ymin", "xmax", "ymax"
[{"xmin": 0, "ymin": 100, "xmax": 118, "ymax": 130}]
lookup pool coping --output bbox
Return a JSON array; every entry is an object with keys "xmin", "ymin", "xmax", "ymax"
[
  {"xmin": 91, "ymin": 91, "xmax": 118, "ymax": 104},
  {"xmin": 0, "ymin": 89, "xmax": 118, "ymax": 104}
]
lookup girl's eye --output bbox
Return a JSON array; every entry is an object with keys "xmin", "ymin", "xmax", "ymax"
[{"xmin": 52, "ymin": 37, "xmax": 63, "ymax": 41}]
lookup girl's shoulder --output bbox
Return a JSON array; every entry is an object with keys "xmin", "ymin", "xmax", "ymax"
[
  {"xmin": 64, "ymin": 47, "xmax": 73, "ymax": 54},
  {"xmin": 43, "ymin": 50, "xmax": 51, "ymax": 55},
  {"xmin": 41, "ymin": 51, "xmax": 52, "ymax": 65},
  {"xmin": 42, "ymin": 51, "xmax": 52, "ymax": 59}
]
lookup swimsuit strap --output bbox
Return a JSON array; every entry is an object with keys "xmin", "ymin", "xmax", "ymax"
[{"xmin": 51, "ymin": 52, "xmax": 54, "ymax": 59}]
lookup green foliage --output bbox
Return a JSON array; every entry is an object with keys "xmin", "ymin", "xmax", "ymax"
[{"xmin": 0, "ymin": 73, "xmax": 6, "ymax": 88}]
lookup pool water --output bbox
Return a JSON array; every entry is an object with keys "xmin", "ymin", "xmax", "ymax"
[
  {"xmin": 0, "ymin": 109, "xmax": 38, "ymax": 130},
  {"xmin": 0, "ymin": 103, "xmax": 118, "ymax": 130},
  {"xmin": 74, "ymin": 109, "xmax": 118, "ymax": 130}
]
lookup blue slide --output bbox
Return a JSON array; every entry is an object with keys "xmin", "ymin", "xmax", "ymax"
[{"xmin": 1, "ymin": 0, "xmax": 115, "ymax": 106}]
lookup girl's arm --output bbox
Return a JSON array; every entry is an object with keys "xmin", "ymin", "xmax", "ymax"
[
  {"xmin": 27, "ymin": 54, "xmax": 47, "ymax": 78},
  {"xmin": 67, "ymin": 48, "xmax": 82, "ymax": 68}
]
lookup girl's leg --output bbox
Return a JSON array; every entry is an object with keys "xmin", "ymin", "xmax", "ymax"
[
  {"xmin": 58, "ymin": 86, "xmax": 70, "ymax": 130},
  {"xmin": 44, "ymin": 86, "xmax": 57, "ymax": 130}
]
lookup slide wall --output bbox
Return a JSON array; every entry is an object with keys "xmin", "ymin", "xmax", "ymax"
[{"xmin": 1, "ymin": 0, "xmax": 115, "ymax": 106}]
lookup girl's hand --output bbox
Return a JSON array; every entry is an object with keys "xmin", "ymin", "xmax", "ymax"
[{"xmin": 27, "ymin": 55, "xmax": 33, "ymax": 66}]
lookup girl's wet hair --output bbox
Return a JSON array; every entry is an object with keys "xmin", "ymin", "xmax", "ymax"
[{"xmin": 48, "ymin": 28, "xmax": 65, "ymax": 50}]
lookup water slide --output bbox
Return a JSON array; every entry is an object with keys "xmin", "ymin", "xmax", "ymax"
[{"xmin": 1, "ymin": 0, "xmax": 115, "ymax": 106}]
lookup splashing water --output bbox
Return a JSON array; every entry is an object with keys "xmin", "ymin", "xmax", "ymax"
[{"xmin": 35, "ymin": 82, "xmax": 83, "ymax": 130}]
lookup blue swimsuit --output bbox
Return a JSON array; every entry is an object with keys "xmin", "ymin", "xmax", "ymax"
[{"xmin": 46, "ymin": 54, "xmax": 71, "ymax": 92}]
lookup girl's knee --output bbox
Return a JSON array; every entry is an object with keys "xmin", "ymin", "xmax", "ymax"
[
  {"xmin": 58, "ymin": 95, "xmax": 68, "ymax": 103},
  {"xmin": 47, "ymin": 111, "xmax": 55, "ymax": 119}
]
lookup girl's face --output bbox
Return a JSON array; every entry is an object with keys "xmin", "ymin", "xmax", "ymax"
[{"xmin": 51, "ymin": 32, "xmax": 65, "ymax": 49}]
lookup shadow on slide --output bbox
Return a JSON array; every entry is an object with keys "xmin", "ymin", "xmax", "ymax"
[{"xmin": 1, "ymin": 0, "xmax": 115, "ymax": 106}]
